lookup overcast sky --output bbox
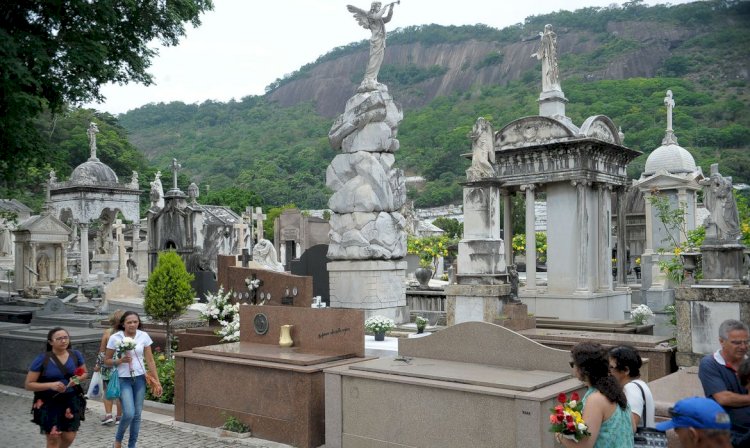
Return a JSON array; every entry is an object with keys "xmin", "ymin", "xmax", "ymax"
[{"xmin": 86, "ymin": 0, "xmax": 694, "ymax": 115}]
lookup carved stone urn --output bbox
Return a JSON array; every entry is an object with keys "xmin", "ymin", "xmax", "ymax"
[{"xmin": 414, "ymin": 267, "xmax": 432, "ymax": 288}]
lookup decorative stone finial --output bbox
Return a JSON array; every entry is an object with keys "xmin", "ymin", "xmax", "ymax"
[
  {"xmin": 87, "ymin": 122, "xmax": 99, "ymax": 161},
  {"xmin": 187, "ymin": 182, "xmax": 199, "ymax": 204},
  {"xmin": 171, "ymin": 158, "xmax": 181, "ymax": 191},
  {"xmin": 662, "ymin": 90, "xmax": 678, "ymax": 145}
]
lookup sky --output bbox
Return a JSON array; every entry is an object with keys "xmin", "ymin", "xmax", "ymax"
[{"xmin": 86, "ymin": 0, "xmax": 694, "ymax": 115}]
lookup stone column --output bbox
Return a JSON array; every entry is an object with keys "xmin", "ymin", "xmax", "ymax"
[
  {"xmin": 677, "ymin": 188, "xmax": 688, "ymax": 244},
  {"xmin": 30, "ymin": 243, "xmax": 37, "ymax": 288},
  {"xmin": 521, "ymin": 184, "xmax": 536, "ymax": 291},
  {"xmin": 597, "ymin": 184, "xmax": 613, "ymax": 292},
  {"xmin": 60, "ymin": 245, "xmax": 67, "ymax": 282},
  {"xmin": 80, "ymin": 223, "xmax": 89, "ymax": 283},
  {"xmin": 132, "ymin": 221, "xmax": 141, "ymax": 246},
  {"xmin": 574, "ymin": 181, "xmax": 589, "ymax": 293},
  {"xmin": 502, "ymin": 189, "xmax": 513, "ymax": 268},
  {"xmin": 643, "ymin": 191, "xmax": 654, "ymax": 255},
  {"xmin": 616, "ymin": 187, "xmax": 628, "ymax": 286}
]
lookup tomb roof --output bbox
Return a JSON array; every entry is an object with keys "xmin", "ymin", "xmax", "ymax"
[
  {"xmin": 69, "ymin": 159, "xmax": 119, "ymax": 184},
  {"xmin": 643, "ymin": 142, "xmax": 697, "ymax": 176}
]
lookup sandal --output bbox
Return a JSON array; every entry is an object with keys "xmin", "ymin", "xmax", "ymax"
[{"xmin": 101, "ymin": 414, "xmax": 114, "ymax": 425}]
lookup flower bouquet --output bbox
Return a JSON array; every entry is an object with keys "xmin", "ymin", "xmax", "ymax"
[
  {"xmin": 116, "ymin": 337, "xmax": 137, "ymax": 379},
  {"xmin": 365, "ymin": 315, "xmax": 395, "ymax": 334},
  {"xmin": 549, "ymin": 392, "xmax": 590, "ymax": 442},
  {"xmin": 631, "ymin": 304, "xmax": 654, "ymax": 326}
]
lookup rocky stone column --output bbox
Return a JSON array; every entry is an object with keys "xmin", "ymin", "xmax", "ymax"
[{"xmin": 326, "ymin": 85, "xmax": 408, "ymax": 322}]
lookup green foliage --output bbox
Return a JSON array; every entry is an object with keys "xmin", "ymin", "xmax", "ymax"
[
  {"xmin": 221, "ymin": 413, "xmax": 250, "ymax": 433},
  {"xmin": 431, "ymin": 217, "xmax": 463, "ymax": 239},
  {"xmin": 379, "ymin": 64, "xmax": 448, "ymax": 87},
  {"xmin": 144, "ymin": 251, "xmax": 195, "ymax": 357},
  {"xmin": 475, "ymin": 52, "xmax": 504, "ymax": 69},
  {"xmin": 0, "ymin": 0, "xmax": 213, "ymax": 190},
  {"xmin": 199, "ymin": 187, "xmax": 262, "ymax": 215},
  {"xmin": 407, "ymin": 235, "xmax": 455, "ymax": 270},
  {"xmin": 145, "ymin": 347, "xmax": 175, "ymax": 404},
  {"xmin": 264, "ymin": 204, "xmax": 298, "ymax": 243},
  {"xmin": 511, "ymin": 233, "xmax": 548, "ymax": 263}
]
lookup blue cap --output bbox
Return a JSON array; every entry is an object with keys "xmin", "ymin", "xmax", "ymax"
[{"xmin": 655, "ymin": 397, "xmax": 731, "ymax": 432}]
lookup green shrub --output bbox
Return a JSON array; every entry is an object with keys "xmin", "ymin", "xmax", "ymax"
[{"xmin": 145, "ymin": 347, "xmax": 175, "ymax": 404}]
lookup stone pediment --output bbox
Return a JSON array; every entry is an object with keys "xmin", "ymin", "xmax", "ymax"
[
  {"xmin": 17, "ymin": 214, "xmax": 71, "ymax": 236},
  {"xmin": 580, "ymin": 115, "xmax": 622, "ymax": 145},
  {"xmin": 636, "ymin": 169, "xmax": 702, "ymax": 191},
  {"xmin": 399, "ymin": 321, "xmax": 572, "ymax": 374},
  {"xmin": 495, "ymin": 116, "xmax": 578, "ymax": 150}
]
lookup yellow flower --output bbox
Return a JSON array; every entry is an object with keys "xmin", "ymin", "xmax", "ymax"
[
  {"xmin": 673, "ymin": 247, "xmax": 682, "ymax": 256},
  {"xmin": 158, "ymin": 354, "xmax": 166, "ymax": 362}
]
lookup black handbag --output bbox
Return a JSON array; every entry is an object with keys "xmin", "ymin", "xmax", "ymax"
[
  {"xmin": 632, "ymin": 382, "xmax": 667, "ymax": 447},
  {"xmin": 30, "ymin": 351, "xmax": 87, "ymax": 423}
]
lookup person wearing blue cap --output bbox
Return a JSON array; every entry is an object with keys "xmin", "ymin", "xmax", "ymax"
[{"xmin": 655, "ymin": 397, "xmax": 732, "ymax": 448}]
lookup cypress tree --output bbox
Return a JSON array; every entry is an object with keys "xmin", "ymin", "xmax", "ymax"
[{"xmin": 144, "ymin": 251, "xmax": 195, "ymax": 358}]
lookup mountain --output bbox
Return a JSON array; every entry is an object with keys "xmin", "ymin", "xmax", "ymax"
[{"xmin": 118, "ymin": 1, "xmax": 750, "ymax": 208}]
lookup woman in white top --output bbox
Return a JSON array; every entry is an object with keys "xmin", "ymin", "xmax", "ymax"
[
  {"xmin": 104, "ymin": 311, "xmax": 162, "ymax": 448},
  {"xmin": 609, "ymin": 345, "xmax": 656, "ymax": 431}
]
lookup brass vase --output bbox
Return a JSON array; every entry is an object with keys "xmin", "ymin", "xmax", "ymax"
[{"xmin": 279, "ymin": 325, "xmax": 294, "ymax": 347}]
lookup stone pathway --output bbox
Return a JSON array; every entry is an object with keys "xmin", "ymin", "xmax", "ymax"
[{"xmin": 0, "ymin": 385, "xmax": 291, "ymax": 448}]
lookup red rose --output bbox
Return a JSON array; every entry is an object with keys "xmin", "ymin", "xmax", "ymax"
[
  {"xmin": 74, "ymin": 367, "xmax": 85, "ymax": 377},
  {"xmin": 566, "ymin": 422, "xmax": 576, "ymax": 432},
  {"xmin": 565, "ymin": 414, "xmax": 574, "ymax": 423},
  {"xmin": 555, "ymin": 405, "xmax": 564, "ymax": 413},
  {"xmin": 557, "ymin": 393, "xmax": 567, "ymax": 404},
  {"xmin": 571, "ymin": 391, "xmax": 580, "ymax": 402},
  {"xmin": 549, "ymin": 414, "xmax": 557, "ymax": 424},
  {"xmin": 556, "ymin": 414, "xmax": 564, "ymax": 423}
]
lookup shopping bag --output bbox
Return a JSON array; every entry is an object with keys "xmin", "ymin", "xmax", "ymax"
[
  {"xmin": 86, "ymin": 371, "xmax": 104, "ymax": 400},
  {"xmin": 105, "ymin": 372, "xmax": 120, "ymax": 400}
]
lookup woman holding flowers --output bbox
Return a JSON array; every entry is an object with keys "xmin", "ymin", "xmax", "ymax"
[
  {"xmin": 557, "ymin": 342, "xmax": 633, "ymax": 448},
  {"xmin": 105, "ymin": 311, "xmax": 162, "ymax": 448},
  {"xmin": 25, "ymin": 327, "xmax": 88, "ymax": 448},
  {"xmin": 95, "ymin": 309, "xmax": 123, "ymax": 425}
]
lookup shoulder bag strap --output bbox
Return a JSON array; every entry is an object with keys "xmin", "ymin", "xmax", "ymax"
[
  {"xmin": 39, "ymin": 352, "xmax": 52, "ymax": 378},
  {"xmin": 48, "ymin": 351, "xmax": 74, "ymax": 380},
  {"xmin": 633, "ymin": 381, "xmax": 647, "ymax": 429}
]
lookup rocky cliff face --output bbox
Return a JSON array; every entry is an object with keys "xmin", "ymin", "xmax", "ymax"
[{"xmin": 268, "ymin": 22, "xmax": 698, "ymax": 118}]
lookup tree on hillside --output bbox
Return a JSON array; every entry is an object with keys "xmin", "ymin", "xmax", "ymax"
[
  {"xmin": 144, "ymin": 251, "xmax": 195, "ymax": 358},
  {"xmin": 0, "ymin": 0, "xmax": 214, "ymax": 190}
]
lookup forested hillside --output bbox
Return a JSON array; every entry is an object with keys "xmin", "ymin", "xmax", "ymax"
[{"xmin": 92, "ymin": 2, "xmax": 750, "ymax": 208}]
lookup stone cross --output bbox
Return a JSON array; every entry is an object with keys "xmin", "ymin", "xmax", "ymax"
[
  {"xmin": 171, "ymin": 158, "xmax": 181, "ymax": 190},
  {"xmin": 662, "ymin": 90, "xmax": 677, "ymax": 145},
  {"xmin": 233, "ymin": 221, "xmax": 248, "ymax": 254},
  {"xmin": 240, "ymin": 248, "xmax": 251, "ymax": 268},
  {"xmin": 87, "ymin": 122, "xmax": 99, "ymax": 160},
  {"xmin": 112, "ymin": 219, "xmax": 127, "ymax": 278},
  {"xmin": 252, "ymin": 207, "xmax": 267, "ymax": 240}
]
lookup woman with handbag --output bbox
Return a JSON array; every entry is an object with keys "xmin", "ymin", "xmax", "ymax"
[
  {"xmin": 95, "ymin": 309, "xmax": 123, "ymax": 425},
  {"xmin": 25, "ymin": 327, "xmax": 88, "ymax": 448},
  {"xmin": 609, "ymin": 345, "xmax": 656, "ymax": 431},
  {"xmin": 556, "ymin": 342, "xmax": 633, "ymax": 448},
  {"xmin": 104, "ymin": 311, "xmax": 162, "ymax": 448}
]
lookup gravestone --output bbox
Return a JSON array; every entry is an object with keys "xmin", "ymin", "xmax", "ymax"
[
  {"xmin": 0, "ymin": 304, "xmax": 40, "ymax": 324},
  {"xmin": 217, "ymin": 255, "xmax": 314, "ymax": 308},
  {"xmin": 290, "ymin": 244, "xmax": 330, "ymax": 305}
]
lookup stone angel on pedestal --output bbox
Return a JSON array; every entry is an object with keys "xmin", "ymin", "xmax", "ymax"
[
  {"xmin": 531, "ymin": 24, "xmax": 561, "ymax": 93},
  {"xmin": 347, "ymin": 1, "xmax": 399, "ymax": 92},
  {"xmin": 466, "ymin": 117, "xmax": 496, "ymax": 181}
]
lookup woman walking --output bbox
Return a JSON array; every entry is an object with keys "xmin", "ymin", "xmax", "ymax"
[
  {"xmin": 104, "ymin": 311, "xmax": 162, "ymax": 448},
  {"xmin": 95, "ymin": 309, "xmax": 123, "ymax": 425},
  {"xmin": 25, "ymin": 327, "xmax": 88, "ymax": 448},
  {"xmin": 556, "ymin": 342, "xmax": 633, "ymax": 448}
]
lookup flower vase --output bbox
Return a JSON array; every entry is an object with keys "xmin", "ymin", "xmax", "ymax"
[
  {"xmin": 279, "ymin": 325, "xmax": 294, "ymax": 347},
  {"xmin": 414, "ymin": 267, "xmax": 432, "ymax": 287},
  {"xmin": 416, "ymin": 326, "xmax": 425, "ymax": 334},
  {"xmin": 374, "ymin": 331, "xmax": 385, "ymax": 341}
]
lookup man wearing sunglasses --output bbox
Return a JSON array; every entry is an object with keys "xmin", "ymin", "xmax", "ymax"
[
  {"xmin": 698, "ymin": 319, "xmax": 750, "ymax": 447},
  {"xmin": 655, "ymin": 397, "xmax": 732, "ymax": 447}
]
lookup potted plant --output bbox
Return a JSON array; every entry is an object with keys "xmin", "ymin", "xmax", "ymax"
[
  {"xmin": 365, "ymin": 315, "xmax": 395, "ymax": 341},
  {"xmin": 217, "ymin": 413, "xmax": 251, "ymax": 439},
  {"xmin": 415, "ymin": 316, "xmax": 428, "ymax": 334},
  {"xmin": 407, "ymin": 235, "xmax": 454, "ymax": 288}
]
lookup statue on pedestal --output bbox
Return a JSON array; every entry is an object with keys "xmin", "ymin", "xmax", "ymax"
[
  {"xmin": 347, "ymin": 1, "xmax": 398, "ymax": 92},
  {"xmin": 532, "ymin": 24, "xmax": 561, "ymax": 93},
  {"xmin": 700, "ymin": 164, "xmax": 741, "ymax": 242}
]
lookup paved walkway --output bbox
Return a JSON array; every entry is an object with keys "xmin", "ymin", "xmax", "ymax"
[{"xmin": 0, "ymin": 385, "xmax": 292, "ymax": 448}]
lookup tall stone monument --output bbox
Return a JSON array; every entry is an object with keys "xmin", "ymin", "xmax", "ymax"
[
  {"xmin": 327, "ymin": 2, "xmax": 407, "ymax": 322},
  {"xmin": 675, "ymin": 163, "xmax": 749, "ymax": 366},
  {"xmin": 489, "ymin": 24, "xmax": 640, "ymax": 320}
]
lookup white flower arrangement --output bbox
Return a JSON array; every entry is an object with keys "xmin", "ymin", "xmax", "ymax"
[
  {"xmin": 218, "ymin": 312, "xmax": 240, "ymax": 342},
  {"xmin": 116, "ymin": 337, "xmax": 137, "ymax": 378},
  {"xmin": 365, "ymin": 315, "xmax": 395, "ymax": 334},
  {"xmin": 631, "ymin": 304, "xmax": 654, "ymax": 325},
  {"xmin": 246, "ymin": 278, "xmax": 261, "ymax": 290},
  {"xmin": 200, "ymin": 287, "xmax": 238, "ymax": 322},
  {"xmin": 415, "ymin": 316, "xmax": 428, "ymax": 329}
]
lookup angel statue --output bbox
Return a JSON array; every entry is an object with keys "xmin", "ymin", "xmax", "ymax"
[
  {"xmin": 531, "ymin": 24, "xmax": 561, "ymax": 93},
  {"xmin": 466, "ymin": 117, "xmax": 495, "ymax": 181},
  {"xmin": 347, "ymin": 1, "xmax": 399, "ymax": 92}
]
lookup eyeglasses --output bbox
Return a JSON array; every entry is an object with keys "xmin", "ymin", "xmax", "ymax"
[
  {"xmin": 53, "ymin": 336, "xmax": 69, "ymax": 341},
  {"xmin": 728, "ymin": 340, "xmax": 750, "ymax": 346}
]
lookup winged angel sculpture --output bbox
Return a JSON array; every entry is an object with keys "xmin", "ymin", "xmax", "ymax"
[{"xmin": 347, "ymin": 1, "xmax": 399, "ymax": 92}]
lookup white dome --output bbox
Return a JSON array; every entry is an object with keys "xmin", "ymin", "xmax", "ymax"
[
  {"xmin": 643, "ymin": 143, "xmax": 697, "ymax": 176},
  {"xmin": 70, "ymin": 159, "xmax": 118, "ymax": 184}
]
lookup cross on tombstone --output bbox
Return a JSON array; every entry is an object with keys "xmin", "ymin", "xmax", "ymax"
[
  {"xmin": 112, "ymin": 219, "xmax": 127, "ymax": 278},
  {"xmin": 240, "ymin": 249, "xmax": 251, "ymax": 268},
  {"xmin": 171, "ymin": 158, "xmax": 181, "ymax": 191},
  {"xmin": 252, "ymin": 207, "xmax": 267, "ymax": 241},
  {"xmin": 233, "ymin": 221, "xmax": 248, "ymax": 255}
]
